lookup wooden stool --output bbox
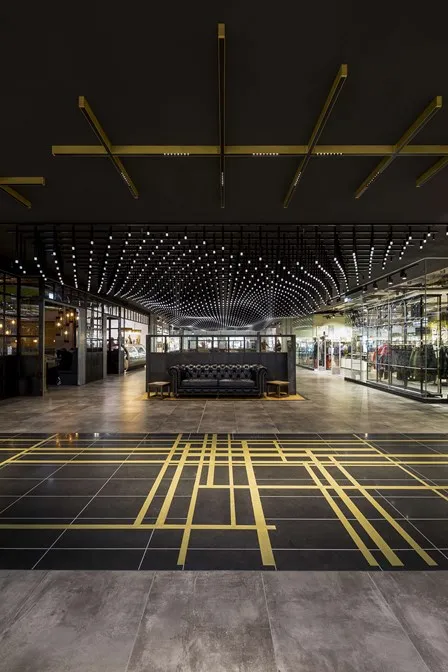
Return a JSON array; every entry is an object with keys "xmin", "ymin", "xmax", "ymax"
[
  {"xmin": 266, "ymin": 380, "xmax": 289, "ymax": 398},
  {"xmin": 147, "ymin": 381, "xmax": 170, "ymax": 399}
]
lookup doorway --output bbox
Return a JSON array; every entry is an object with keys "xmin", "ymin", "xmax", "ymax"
[
  {"xmin": 106, "ymin": 315, "xmax": 124, "ymax": 374},
  {"xmin": 45, "ymin": 305, "xmax": 79, "ymax": 386}
]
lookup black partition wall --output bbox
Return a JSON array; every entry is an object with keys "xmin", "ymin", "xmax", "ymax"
[{"xmin": 146, "ymin": 335, "xmax": 297, "ymax": 394}]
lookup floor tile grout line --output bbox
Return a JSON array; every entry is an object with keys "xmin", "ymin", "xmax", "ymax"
[
  {"xmin": 30, "ymin": 438, "xmax": 144, "ymax": 568},
  {"xmin": 197, "ymin": 404, "xmax": 207, "ymax": 433},
  {"xmin": 0, "ymin": 438, "xmax": 97, "ymax": 517},
  {"xmin": 137, "ymin": 529, "xmax": 155, "ymax": 570},
  {"xmin": 367, "ymin": 572, "xmax": 434, "ymax": 672},
  {"xmin": 123, "ymin": 571, "xmax": 157, "ymax": 672},
  {"xmin": 375, "ymin": 488, "xmax": 448, "ymax": 562},
  {"xmin": 260, "ymin": 572, "xmax": 281, "ymax": 671}
]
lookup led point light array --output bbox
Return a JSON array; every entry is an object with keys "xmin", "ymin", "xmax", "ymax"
[
  {"xmin": 368, "ymin": 245, "xmax": 375, "ymax": 278},
  {"xmin": 352, "ymin": 251, "xmax": 359, "ymax": 284},
  {"xmin": 52, "ymin": 251, "xmax": 64, "ymax": 285},
  {"xmin": 87, "ymin": 240, "xmax": 94, "ymax": 292},
  {"xmin": 33, "ymin": 256, "xmax": 47, "ymax": 281},
  {"xmin": 98, "ymin": 235, "xmax": 113, "ymax": 293},
  {"xmin": 333, "ymin": 256, "xmax": 348, "ymax": 289},
  {"xmin": 382, "ymin": 239, "xmax": 393, "ymax": 269},
  {"xmin": 399, "ymin": 233, "xmax": 412, "ymax": 260}
]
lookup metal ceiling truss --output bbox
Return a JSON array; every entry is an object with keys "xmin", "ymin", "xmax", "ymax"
[
  {"xmin": 11, "ymin": 223, "xmax": 441, "ymax": 329},
  {"xmin": 51, "ymin": 24, "xmax": 448, "ymax": 206},
  {"xmin": 0, "ymin": 177, "xmax": 45, "ymax": 209}
]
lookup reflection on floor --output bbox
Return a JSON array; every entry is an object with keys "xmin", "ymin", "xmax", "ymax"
[
  {"xmin": 1, "ymin": 432, "xmax": 448, "ymax": 570},
  {"xmin": 1, "ymin": 367, "xmax": 448, "ymax": 434}
]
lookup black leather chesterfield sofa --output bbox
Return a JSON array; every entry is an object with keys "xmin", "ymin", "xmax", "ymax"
[{"xmin": 168, "ymin": 363, "xmax": 267, "ymax": 397}]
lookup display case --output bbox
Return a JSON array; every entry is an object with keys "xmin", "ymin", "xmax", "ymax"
[
  {"xmin": 125, "ymin": 344, "xmax": 146, "ymax": 370},
  {"xmin": 346, "ymin": 292, "xmax": 446, "ymax": 401},
  {"xmin": 296, "ymin": 339, "xmax": 315, "ymax": 369}
]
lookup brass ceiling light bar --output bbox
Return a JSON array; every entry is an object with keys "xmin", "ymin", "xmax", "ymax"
[
  {"xmin": 283, "ymin": 64, "xmax": 348, "ymax": 208},
  {"xmin": 49, "ymin": 25, "xmax": 448, "ymax": 206},
  {"xmin": 218, "ymin": 23, "xmax": 226, "ymax": 208},
  {"xmin": 51, "ymin": 143, "xmax": 448, "ymax": 157},
  {"xmin": 0, "ymin": 176, "xmax": 45, "ymax": 209},
  {"xmin": 416, "ymin": 155, "xmax": 448, "ymax": 187},
  {"xmin": 78, "ymin": 96, "xmax": 138, "ymax": 199},
  {"xmin": 355, "ymin": 96, "xmax": 442, "ymax": 199}
]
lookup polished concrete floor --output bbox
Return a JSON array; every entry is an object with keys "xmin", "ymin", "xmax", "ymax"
[
  {"xmin": 0, "ymin": 569, "xmax": 447, "ymax": 672},
  {"xmin": 0, "ymin": 367, "xmax": 447, "ymax": 433},
  {"xmin": 1, "ymin": 372, "xmax": 448, "ymax": 670}
]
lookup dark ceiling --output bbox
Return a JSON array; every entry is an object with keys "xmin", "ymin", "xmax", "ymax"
[
  {"xmin": 1, "ymin": 1, "xmax": 448, "ymax": 224},
  {"xmin": 1, "ymin": 4, "xmax": 448, "ymax": 328}
]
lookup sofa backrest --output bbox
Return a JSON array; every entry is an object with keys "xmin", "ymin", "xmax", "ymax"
[{"xmin": 175, "ymin": 363, "xmax": 264, "ymax": 381}]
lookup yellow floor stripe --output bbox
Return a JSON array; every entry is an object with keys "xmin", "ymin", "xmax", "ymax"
[
  {"xmin": 274, "ymin": 439, "xmax": 288, "ymax": 462},
  {"xmin": 0, "ymin": 434, "xmax": 58, "ymax": 468},
  {"xmin": 304, "ymin": 463, "xmax": 379, "ymax": 566},
  {"xmin": 177, "ymin": 437, "xmax": 208, "ymax": 566},
  {"xmin": 156, "ymin": 443, "xmax": 191, "ymax": 526},
  {"xmin": 331, "ymin": 458, "xmax": 438, "ymax": 567},
  {"xmin": 306, "ymin": 450, "xmax": 403, "ymax": 567},
  {"xmin": 359, "ymin": 437, "xmax": 448, "ymax": 503},
  {"xmin": 228, "ymin": 434, "xmax": 236, "ymax": 526},
  {"xmin": 207, "ymin": 433, "xmax": 217, "ymax": 486},
  {"xmin": 242, "ymin": 440, "xmax": 276, "ymax": 567},
  {"xmin": 133, "ymin": 434, "xmax": 182, "ymax": 525}
]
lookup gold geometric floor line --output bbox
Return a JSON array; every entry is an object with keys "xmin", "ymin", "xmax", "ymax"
[{"xmin": 1, "ymin": 432, "xmax": 447, "ymax": 569}]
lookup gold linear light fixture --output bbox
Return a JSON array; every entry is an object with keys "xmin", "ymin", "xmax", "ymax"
[
  {"xmin": 51, "ymin": 143, "xmax": 448, "ymax": 158},
  {"xmin": 0, "ymin": 177, "xmax": 45, "ymax": 209},
  {"xmin": 416, "ymin": 155, "xmax": 448, "ymax": 187},
  {"xmin": 218, "ymin": 23, "xmax": 226, "ymax": 208},
  {"xmin": 355, "ymin": 96, "xmax": 442, "ymax": 199},
  {"xmin": 78, "ymin": 96, "xmax": 138, "ymax": 199},
  {"xmin": 50, "ymin": 25, "xmax": 448, "ymax": 206},
  {"xmin": 283, "ymin": 64, "xmax": 348, "ymax": 208}
]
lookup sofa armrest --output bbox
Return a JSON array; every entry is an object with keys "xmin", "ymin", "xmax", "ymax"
[
  {"xmin": 168, "ymin": 365, "xmax": 180, "ymax": 396},
  {"xmin": 258, "ymin": 366, "xmax": 267, "ymax": 395}
]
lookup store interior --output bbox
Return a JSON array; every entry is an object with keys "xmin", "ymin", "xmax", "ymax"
[
  {"xmin": 295, "ymin": 261, "xmax": 448, "ymax": 402},
  {"xmin": 106, "ymin": 314, "xmax": 148, "ymax": 374}
]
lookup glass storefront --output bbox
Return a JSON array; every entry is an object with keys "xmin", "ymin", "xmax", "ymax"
[
  {"xmin": 347, "ymin": 292, "xmax": 445, "ymax": 400},
  {"xmin": 294, "ymin": 259, "xmax": 448, "ymax": 401},
  {"xmin": 0, "ymin": 273, "xmax": 19, "ymax": 398},
  {"xmin": 0, "ymin": 270, "xmax": 150, "ymax": 397}
]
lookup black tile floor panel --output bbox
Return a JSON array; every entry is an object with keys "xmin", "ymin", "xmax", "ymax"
[{"xmin": 1, "ymin": 432, "xmax": 448, "ymax": 570}]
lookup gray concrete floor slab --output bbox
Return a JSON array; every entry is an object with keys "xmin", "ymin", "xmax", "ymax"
[{"xmin": 0, "ymin": 571, "xmax": 447, "ymax": 672}]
